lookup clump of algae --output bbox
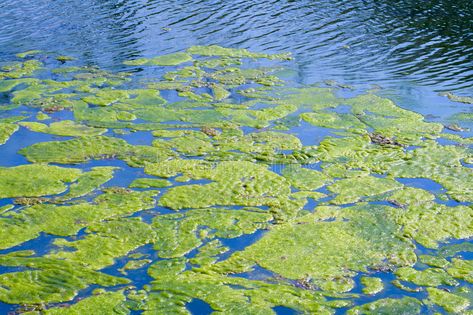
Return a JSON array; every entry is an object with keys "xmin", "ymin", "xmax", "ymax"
[
  {"xmin": 0, "ymin": 46, "xmax": 471, "ymax": 314},
  {"xmin": 129, "ymin": 178, "xmax": 171, "ymax": 188},
  {"xmin": 427, "ymin": 287, "xmax": 470, "ymax": 313},
  {"xmin": 282, "ymin": 164, "xmax": 330, "ymax": 191},
  {"xmin": 19, "ymin": 135, "xmax": 176, "ymax": 166},
  {"xmin": 39, "ymin": 291, "xmax": 127, "ymax": 315},
  {"xmin": 347, "ymin": 297, "xmax": 422, "ymax": 315},
  {"xmin": 0, "ymin": 59, "xmax": 43, "ymax": 79},
  {"xmin": 19, "ymin": 120, "xmax": 107, "ymax": 136},
  {"xmin": 152, "ymin": 207, "xmax": 272, "ymax": 258},
  {"xmin": 50, "ymin": 218, "xmax": 157, "ymax": 269},
  {"xmin": 124, "ymin": 52, "xmax": 193, "ymax": 66},
  {"xmin": 360, "ymin": 277, "xmax": 384, "ymax": 295},
  {"xmin": 213, "ymin": 204, "xmax": 415, "ymax": 293},
  {"xmin": 0, "ymin": 164, "xmax": 82, "ymax": 198},
  {"xmin": 54, "ymin": 166, "xmax": 117, "ymax": 201},
  {"xmin": 187, "ymin": 45, "xmax": 292, "ymax": 60},
  {"xmin": 0, "ymin": 123, "xmax": 18, "ymax": 145},
  {"xmin": 0, "ymin": 189, "xmax": 157, "ymax": 250},
  {"xmin": 0, "ymin": 251, "xmax": 128, "ymax": 304},
  {"xmin": 147, "ymin": 160, "xmax": 307, "ymax": 221},
  {"xmin": 327, "ymin": 175, "xmax": 403, "ymax": 205}
]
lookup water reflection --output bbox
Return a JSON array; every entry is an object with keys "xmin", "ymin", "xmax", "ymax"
[{"xmin": 0, "ymin": 0, "xmax": 472, "ymax": 91}]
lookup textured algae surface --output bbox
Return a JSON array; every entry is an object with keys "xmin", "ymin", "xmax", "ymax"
[{"xmin": 0, "ymin": 46, "xmax": 471, "ymax": 314}]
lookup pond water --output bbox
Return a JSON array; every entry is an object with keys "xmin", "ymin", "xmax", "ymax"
[{"xmin": 0, "ymin": 1, "xmax": 472, "ymax": 314}]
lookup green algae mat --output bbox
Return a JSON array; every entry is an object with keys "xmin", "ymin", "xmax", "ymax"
[{"xmin": 0, "ymin": 46, "xmax": 472, "ymax": 314}]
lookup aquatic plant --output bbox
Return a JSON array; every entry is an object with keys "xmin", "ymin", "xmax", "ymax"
[{"xmin": 0, "ymin": 46, "xmax": 471, "ymax": 314}]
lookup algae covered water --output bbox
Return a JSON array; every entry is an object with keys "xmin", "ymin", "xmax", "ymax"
[
  {"xmin": 0, "ymin": 2, "xmax": 473, "ymax": 315},
  {"xmin": 0, "ymin": 45, "xmax": 471, "ymax": 315}
]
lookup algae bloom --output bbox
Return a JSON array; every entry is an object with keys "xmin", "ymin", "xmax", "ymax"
[{"xmin": 0, "ymin": 46, "xmax": 471, "ymax": 314}]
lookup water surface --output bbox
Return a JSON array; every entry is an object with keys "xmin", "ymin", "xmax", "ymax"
[{"xmin": 0, "ymin": 1, "xmax": 472, "ymax": 314}]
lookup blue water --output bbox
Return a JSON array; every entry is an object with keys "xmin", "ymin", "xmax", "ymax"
[
  {"xmin": 0, "ymin": 1, "xmax": 472, "ymax": 314},
  {"xmin": 1, "ymin": 0, "xmax": 473, "ymax": 92}
]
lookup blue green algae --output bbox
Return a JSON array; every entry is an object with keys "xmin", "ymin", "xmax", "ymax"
[
  {"xmin": 152, "ymin": 207, "xmax": 272, "ymax": 258},
  {"xmin": 0, "ymin": 251, "xmax": 128, "ymax": 305},
  {"xmin": 124, "ymin": 52, "xmax": 192, "ymax": 66},
  {"xmin": 129, "ymin": 178, "xmax": 171, "ymax": 188},
  {"xmin": 0, "ymin": 46, "xmax": 472, "ymax": 314},
  {"xmin": 212, "ymin": 204, "xmax": 416, "ymax": 293},
  {"xmin": 0, "ymin": 123, "xmax": 18, "ymax": 145},
  {"xmin": 427, "ymin": 287, "xmax": 470, "ymax": 313},
  {"xmin": 54, "ymin": 166, "xmax": 117, "ymax": 201},
  {"xmin": 55, "ymin": 55, "xmax": 75, "ymax": 63},
  {"xmin": 39, "ymin": 291, "xmax": 127, "ymax": 315},
  {"xmin": 0, "ymin": 189, "xmax": 157, "ymax": 250},
  {"xmin": 19, "ymin": 120, "xmax": 107, "ymax": 136},
  {"xmin": 360, "ymin": 277, "xmax": 384, "ymax": 295},
  {"xmin": 19, "ymin": 135, "xmax": 176, "ymax": 167},
  {"xmin": 440, "ymin": 91, "xmax": 473, "ymax": 104},
  {"xmin": 0, "ymin": 59, "xmax": 43, "ymax": 79},
  {"xmin": 50, "ymin": 218, "xmax": 157, "ymax": 269},
  {"xmin": 0, "ymin": 164, "xmax": 82, "ymax": 198},
  {"xmin": 347, "ymin": 297, "xmax": 422, "ymax": 314},
  {"xmin": 16, "ymin": 50, "xmax": 42, "ymax": 58}
]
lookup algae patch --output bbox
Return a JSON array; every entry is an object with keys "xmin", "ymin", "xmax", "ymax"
[
  {"xmin": 0, "ymin": 164, "xmax": 82, "ymax": 198},
  {"xmin": 0, "ymin": 252, "xmax": 128, "ymax": 304},
  {"xmin": 0, "ymin": 46, "xmax": 472, "ymax": 314},
  {"xmin": 215, "ymin": 204, "xmax": 415, "ymax": 293},
  {"xmin": 19, "ymin": 120, "xmax": 107, "ymax": 136},
  {"xmin": 19, "ymin": 135, "xmax": 175, "ymax": 166},
  {"xmin": 124, "ymin": 52, "xmax": 192, "ymax": 66},
  {"xmin": 0, "ymin": 123, "xmax": 18, "ymax": 145}
]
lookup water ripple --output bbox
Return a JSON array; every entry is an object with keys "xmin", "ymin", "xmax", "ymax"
[{"xmin": 0, "ymin": 0, "xmax": 472, "ymax": 91}]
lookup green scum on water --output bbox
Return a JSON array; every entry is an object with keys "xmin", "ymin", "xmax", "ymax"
[{"xmin": 0, "ymin": 46, "xmax": 471, "ymax": 314}]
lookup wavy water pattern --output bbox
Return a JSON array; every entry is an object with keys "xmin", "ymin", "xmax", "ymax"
[{"xmin": 1, "ymin": 0, "xmax": 472, "ymax": 91}]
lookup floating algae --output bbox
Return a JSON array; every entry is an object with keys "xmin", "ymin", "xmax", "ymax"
[
  {"xmin": 440, "ymin": 91, "xmax": 473, "ymax": 104},
  {"xmin": 189, "ymin": 239, "xmax": 229, "ymax": 266},
  {"xmin": 187, "ymin": 45, "xmax": 292, "ymax": 60},
  {"xmin": 129, "ymin": 178, "xmax": 172, "ymax": 188},
  {"xmin": 360, "ymin": 277, "xmax": 384, "ymax": 295},
  {"xmin": 0, "ymin": 252, "xmax": 128, "ymax": 304},
  {"xmin": 0, "ymin": 164, "xmax": 82, "ymax": 198},
  {"xmin": 54, "ymin": 166, "xmax": 117, "ymax": 201},
  {"xmin": 0, "ymin": 189, "xmax": 157, "ymax": 250},
  {"xmin": 124, "ymin": 52, "xmax": 193, "ymax": 66},
  {"xmin": 282, "ymin": 164, "xmax": 330, "ymax": 191},
  {"xmin": 347, "ymin": 297, "xmax": 422, "ymax": 315},
  {"xmin": 0, "ymin": 46, "xmax": 471, "ymax": 314},
  {"xmin": 146, "ymin": 255, "xmax": 347, "ymax": 314},
  {"xmin": 146, "ymin": 269, "xmax": 343, "ymax": 315},
  {"xmin": 393, "ymin": 202, "xmax": 473, "ymax": 248},
  {"xmin": 50, "ymin": 218, "xmax": 157, "ymax": 269},
  {"xmin": 82, "ymin": 89, "xmax": 131, "ymax": 106},
  {"xmin": 39, "ymin": 291, "xmax": 127, "ymax": 315},
  {"xmin": 152, "ymin": 160, "xmax": 307, "ymax": 221},
  {"xmin": 395, "ymin": 267, "xmax": 458, "ymax": 287},
  {"xmin": 19, "ymin": 120, "xmax": 107, "ymax": 136},
  {"xmin": 0, "ymin": 59, "xmax": 43, "ymax": 79},
  {"xmin": 326, "ymin": 175, "xmax": 403, "ymax": 205},
  {"xmin": 56, "ymin": 55, "xmax": 75, "ymax": 63},
  {"xmin": 419, "ymin": 255, "xmax": 450, "ymax": 268},
  {"xmin": 16, "ymin": 50, "xmax": 42, "ymax": 58},
  {"xmin": 35, "ymin": 111, "xmax": 50, "ymax": 120},
  {"xmin": 119, "ymin": 259, "xmax": 152, "ymax": 274},
  {"xmin": 447, "ymin": 258, "xmax": 473, "ymax": 283},
  {"xmin": 153, "ymin": 207, "xmax": 272, "ymax": 258},
  {"xmin": 0, "ymin": 123, "xmax": 18, "ymax": 145},
  {"xmin": 20, "ymin": 135, "xmax": 176, "ymax": 167},
  {"xmin": 213, "ymin": 204, "xmax": 416, "ymax": 293},
  {"xmin": 427, "ymin": 287, "xmax": 470, "ymax": 313}
]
